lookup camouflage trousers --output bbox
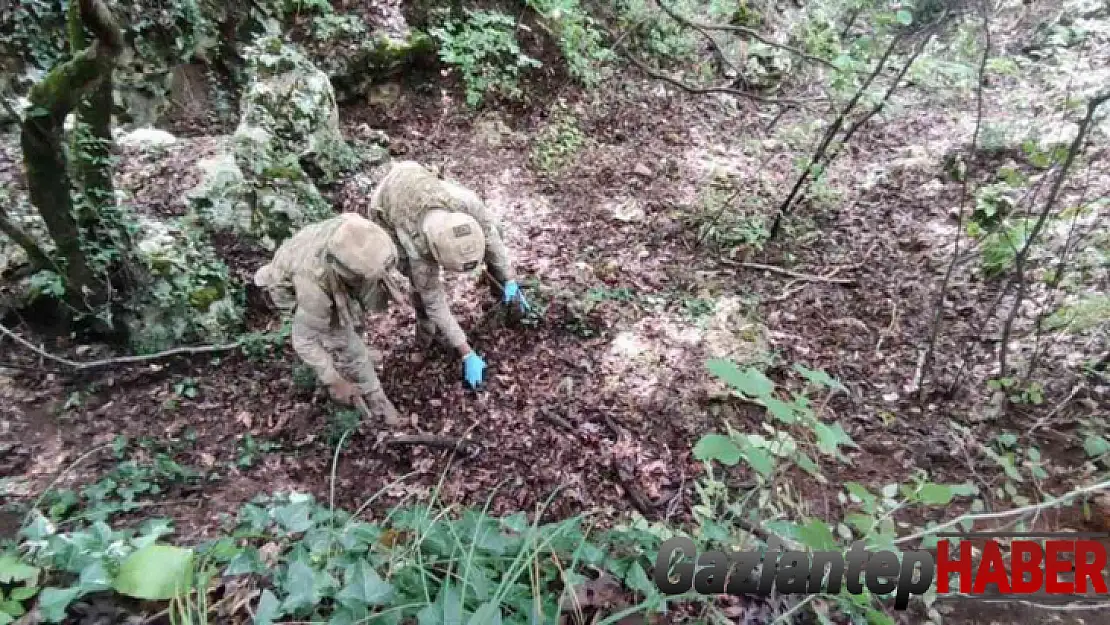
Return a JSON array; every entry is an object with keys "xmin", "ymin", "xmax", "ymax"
[{"xmin": 291, "ymin": 320, "xmax": 384, "ymax": 398}]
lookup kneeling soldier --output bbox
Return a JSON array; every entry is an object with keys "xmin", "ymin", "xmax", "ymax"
[
  {"xmin": 369, "ymin": 161, "xmax": 530, "ymax": 389},
  {"xmin": 254, "ymin": 213, "xmax": 408, "ymax": 425}
]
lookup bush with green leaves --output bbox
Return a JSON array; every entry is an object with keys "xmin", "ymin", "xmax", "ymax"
[
  {"xmin": 529, "ymin": 101, "xmax": 587, "ymax": 173},
  {"xmin": 690, "ymin": 357, "xmax": 984, "ymax": 623},
  {"xmin": 429, "ymin": 10, "xmax": 542, "ymax": 107},
  {"xmin": 525, "ymin": 0, "xmax": 613, "ymax": 86}
]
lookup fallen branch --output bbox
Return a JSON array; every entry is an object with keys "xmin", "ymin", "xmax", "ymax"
[
  {"xmin": 0, "ymin": 321, "xmax": 241, "ymax": 371},
  {"xmin": 652, "ymin": 0, "xmax": 739, "ymax": 75},
  {"xmin": 382, "ymin": 434, "xmax": 482, "ymax": 457},
  {"xmin": 722, "ymin": 260, "xmax": 856, "ymax": 284},
  {"xmin": 614, "ymin": 38, "xmax": 819, "ymax": 107},
  {"xmin": 893, "ymin": 477, "xmax": 1110, "ymax": 546}
]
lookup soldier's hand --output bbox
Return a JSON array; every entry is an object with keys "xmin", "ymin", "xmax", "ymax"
[
  {"xmin": 501, "ymin": 280, "xmax": 530, "ymax": 314},
  {"xmin": 328, "ymin": 379, "xmax": 361, "ymax": 405},
  {"xmin": 462, "ymin": 351, "xmax": 486, "ymax": 389}
]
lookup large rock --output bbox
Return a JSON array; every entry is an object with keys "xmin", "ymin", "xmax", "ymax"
[
  {"xmin": 236, "ymin": 35, "xmax": 359, "ymax": 184},
  {"xmin": 184, "ymin": 37, "xmax": 363, "ymax": 250},
  {"xmin": 126, "ymin": 216, "xmax": 244, "ymax": 353}
]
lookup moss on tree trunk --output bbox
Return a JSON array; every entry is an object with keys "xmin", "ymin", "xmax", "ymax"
[{"xmin": 19, "ymin": 0, "xmax": 123, "ymax": 314}]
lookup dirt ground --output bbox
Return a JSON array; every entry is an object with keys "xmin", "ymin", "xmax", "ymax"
[{"xmin": 2, "ymin": 8, "xmax": 1110, "ymax": 623}]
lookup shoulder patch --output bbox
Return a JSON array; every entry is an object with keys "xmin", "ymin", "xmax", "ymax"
[{"xmin": 452, "ymin": 224, "xmax": 473, "ymax": 238}]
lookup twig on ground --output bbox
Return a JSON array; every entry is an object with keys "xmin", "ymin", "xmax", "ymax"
[
  {"xmin": 538, "ymin": 406, "xmax": 577, "ymax": 432},
  {"xmin": 614, "ymin": 39, "xmax": 819, "ymax": 107},
  {"xmin": 382, "ymin": 434, "xmax": 482, "ymax": 457},
  {"xmin": 875, "ymin": 301, "xmax": 898, "ymax": 353},
  {"xmin": 722, "ymin": 260, "xmax": 856, "ymax": 284},
  {"xmin": 1026, "ymin": 383, "xmax": 1084, "ymax": 438},
  {"xmin": 894, "ymin": 478, "xmax": 1110, "ymax": 546},
  {"xmin": 0, "ymin": 322, "xmax": 240, "ymax": 372}
]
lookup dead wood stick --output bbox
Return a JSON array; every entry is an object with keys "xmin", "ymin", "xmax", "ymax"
[
  {"xmin": 0, "ymin": 321, "xmax": 240, "ymax": 371},
  {"xmin": 721, "ymin": 260, "xmax": 856, "ymax": 284},
  {"xmin": 383, "ymin": 434, "xmax": 481, "ymax": 454}
]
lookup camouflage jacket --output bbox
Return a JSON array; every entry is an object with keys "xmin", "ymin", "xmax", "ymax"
[
  {"xmin": 370, "ymin": 161, "xmax": 516, "ymax": 352},
  {"xmin": 254, "ymin": 214, "xmax": 390, "ymax": 385}
]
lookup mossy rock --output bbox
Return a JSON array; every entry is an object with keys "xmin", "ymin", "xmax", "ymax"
[
  {"xmin": 237, "ymin": 35, "xmax": 359, "ymax": 183},
  {"xmin": 126, "ymin": 215, "xmax": 244, "ymax": 353}
]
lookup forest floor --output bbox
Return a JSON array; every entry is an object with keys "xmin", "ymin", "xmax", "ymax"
[{"xmin": 2, "ymin": 8, "xmax": 1110, "ymax": 624}]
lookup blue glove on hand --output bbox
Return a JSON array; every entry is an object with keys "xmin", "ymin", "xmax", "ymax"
[
  {"xmin": 462, "ymin": 352, "xmax": 486, "ymax": 389},
  {"xmin": 502, "ymin": 280, "xmax": 530, "ymax": 313}
]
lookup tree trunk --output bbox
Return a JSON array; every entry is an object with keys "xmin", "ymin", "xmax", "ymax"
[{"xmin": 19, "ymin": 0, "xmax": 122, "ymax": 313}]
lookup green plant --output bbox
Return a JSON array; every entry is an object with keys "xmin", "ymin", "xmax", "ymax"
[
  {"xmin": 525, "ymin": 0, "xmax": 613, "ymax": 86},
  {"xmin": 173, "ymin": 377, "xmax": 199, "ymax": 400},
  {"xmin": 326, "ymin": 408, "xmax": 361, "ymax": 448},
  {"xmin": 529, "ymin": 101, "xmax": 587, "ymax": 174},
  {"xmin": 429, "ymin": 10, "xmax": 542, "ymax": 107},
  {"xmin": 239, "ymin": 321, "xmax": 293, "ymax": 361},
  {"xmin": 236, "ymin": 435, "xmax": 281, "ymax": 469}
]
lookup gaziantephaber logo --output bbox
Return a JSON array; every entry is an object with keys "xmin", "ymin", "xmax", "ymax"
[{"xmin": 653, "ymin": 532, "xmax": 1110, "ymax": 608}]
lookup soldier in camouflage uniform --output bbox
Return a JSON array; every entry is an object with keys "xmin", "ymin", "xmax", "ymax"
[
  {"xmin": 369, "ymin": 161, "xmax": 530, "ymax": 389},
  {"xmin": 254, "ymin": 213, "xmax": 408, "ymax": 425}
]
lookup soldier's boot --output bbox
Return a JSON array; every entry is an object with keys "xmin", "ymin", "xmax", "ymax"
[{"xmin": 367, "ymin": 391, "xmax": 404, "ymax": 427}]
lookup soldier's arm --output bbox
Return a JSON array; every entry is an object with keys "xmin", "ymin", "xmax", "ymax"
[
  {"xmin": 411, "ymin": 256, "xmax": 472, "ymax": 356},
  {"xmin": 466, "ymin": 198, "xmax": 517, "ymax": 286},
  {"xmin": 289, "ymin": 274, "xmax": 345, "ymax": 386}
]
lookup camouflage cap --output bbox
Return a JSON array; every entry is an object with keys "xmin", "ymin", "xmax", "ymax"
[
  {"xmin": 422, "ymin": 210, "xmax": 485, "ymax": 273},
  {"xmin": 326, "ymin": 213, "xmax": 398, "ymax": 281}
]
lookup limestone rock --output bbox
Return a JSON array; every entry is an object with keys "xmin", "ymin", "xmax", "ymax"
[
  {"xmin": 117, "ymin": 127, "xmax": 178, "ymax": 149},
  {"xmin": 127, "ymin": 216, "xmax": 244, "ymax": 353},
  {"xmin": 237, "ymin": 35, "xmax": 359, "ymax": 184}
]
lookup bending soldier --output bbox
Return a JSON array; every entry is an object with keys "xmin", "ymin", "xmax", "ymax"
[
  {"xmin": 254, "ymin": 213, "xmax": 407, "ymax": 425},
  {"xmin": 369, "ymin": 161, "xmax": 529, "ymax": 389}
]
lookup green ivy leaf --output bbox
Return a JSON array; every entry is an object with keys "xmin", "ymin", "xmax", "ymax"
[
  {"xmin": 895, "ymin": 10, "xmax": 912, "ymax": 25},
  {"xmin": 693, "ymin": 434, "xmax": 742, "ymax": 466},
  {"xmin": 255, "ymin": 589, "xmax": 284, "ymax": 625},
  {"xmin": 37, "ymin": 587, "xmax": 84, "ymax": 623},
  {"xmin": 1084, "ymin": 435, "xmax": 1110, "ymax": 458},
  {"xmin": 741, "ymin": 443, "xmax": 776, "ymax": 478},
  {"xmin": 273, "ymin": 501, "xmax": 314, "ymax": 534},
  {"xmin": 337, "ymin": 560, "xmax": 393, "ymax": 607},
  {"xmin": 762, "ymin": 397, "xmax": 798, "ymax": 424},
  {"xmin": 624, "ymin": 562, "xmax": 656, "ymax": 597},
  {"xmin": 0, "ymin": 555, "xmax": 39, "ymax": 584},
  {"xmin": 466, "ymin": 602, "xmax": 503, "ymax": 625},
  {"xmin": 0, "ymin": 611, "xmax": 15, "ymax": 625},
  {"xmin": 282, "ymin": 559, "xmax": 321, "ymax": 613},
  {"xmin": 812, "ymin": 421, "xmax": 858, "ymax": 460},
  {"xmin": 706, "ymin": 359, "xmax": 774, "ymax": 397},
  {"xmin": 916, "ymin": 484, "xmax": 955, "ymax": 505},
  {"xmin": 792, "ymin": 364, "xmax": 847, "ymax": 393},
  {"xmin": 9, "ymin": 587, "xmax": 38, "ymax": 602},
  {"xmin": 113, "ymin": 544, "xmax": 194, "ymax": 601}
]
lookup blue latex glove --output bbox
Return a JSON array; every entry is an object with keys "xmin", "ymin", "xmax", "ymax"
[
  {"xmin": 462, "ymin": 352, "xmax": 486, "ymax": 389},
  {"xmin": 502, "ymin": 280, "xmax": 530, "ymax": 313}
]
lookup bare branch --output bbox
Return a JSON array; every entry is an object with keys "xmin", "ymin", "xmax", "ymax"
[
  {"xmin": 768, "ymin": 31, "xmax": 905, "ymax": 240},
  {"xmin": 720, "ymin": 259, "xmax": 857, "ymax": 284},
  {"xmin": 651, "ymin": 0, "xmax": 739, "ymax": 75},
  {"xmin": 997, "ymin": 89, "xmax": 1110, "ymax": 377},
  {"xmin": 617, "ymin": 44, "xmax": 821, "ymax": 106},
  {"xmin": 919, "ymin": 8, "xmax": 991, "ymax": 402},
  {"xmin": 0, "ymin": 321, "xmax": 240, "ymax": 371},
  {"xmin": 655, "ymin": 0, "xmax": 840, "ymax": 70}
]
